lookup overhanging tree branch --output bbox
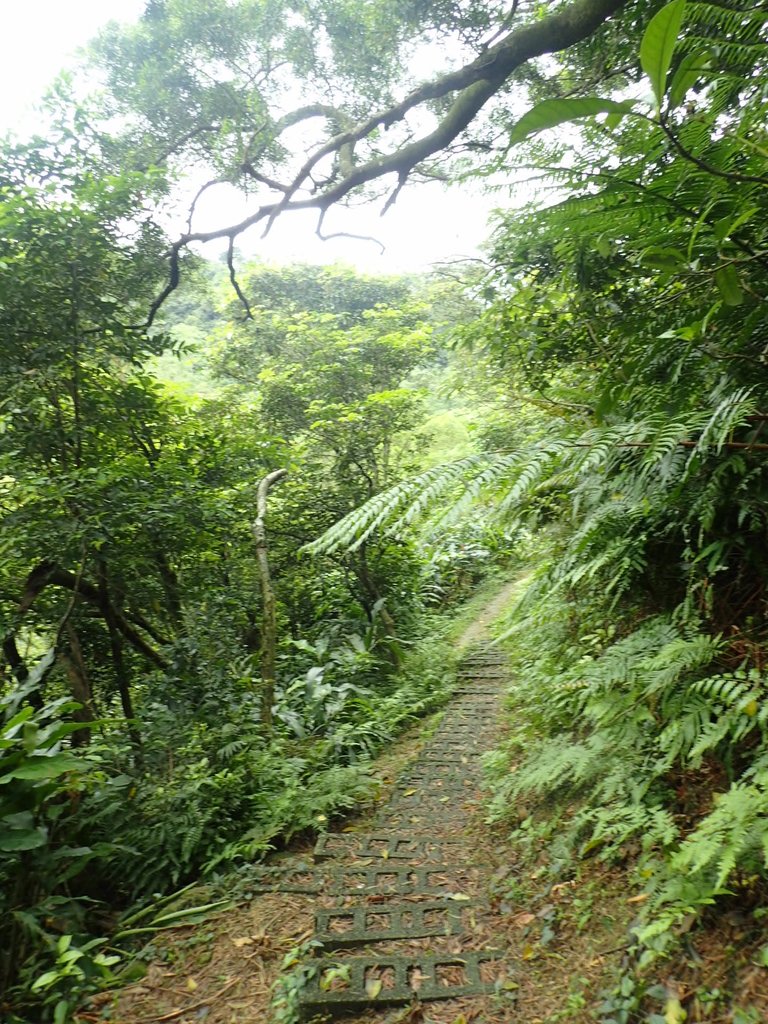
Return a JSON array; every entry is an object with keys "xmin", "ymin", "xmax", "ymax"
[
  {"xmin": 145, "ymin": 0, "xmax": 628, "ymax": 323},
  {"xmin": 1, "ymin": 562, "xmax": 170, "ymax": 674}
]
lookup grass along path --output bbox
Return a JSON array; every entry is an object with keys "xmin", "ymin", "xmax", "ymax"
[{"xmin": 87, "ymin": 577, "xmax": 633, "ymax": 1024}]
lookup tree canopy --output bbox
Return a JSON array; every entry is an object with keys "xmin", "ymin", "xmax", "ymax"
[
  {"xmin": 5, "ymin": 1, "xmax": 768, "ymax": 1021},
  {"xmin": 73, "ymin": 0, "xmax": 660, "ymax": 315}
]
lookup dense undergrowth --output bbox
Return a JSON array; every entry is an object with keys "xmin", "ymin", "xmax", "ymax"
[
  {"xmin": 485, "ymin": 532, "xmax": 768, "ymax": 1020},
  {"xmin": 4, "ymin": 2, "xmax": 768, "ymax": 1022},
  {"xmin": 304, "ymin": 8, "xmax": 768, "ymax": 1015},
  {"xmin": 0, "ymin": 617, "xmax": 468, "ymax": 1022}
]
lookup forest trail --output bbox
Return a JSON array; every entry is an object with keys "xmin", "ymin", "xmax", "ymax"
[
  {"xmin": 290, "ymin": 642, "xmax": 516, "ymax": 1022},
  {"xmin": 454, "ymin": 576, "xmax": 526, "ymax": 651},
  {"xmin": 105, "ymin": 596, "xmax": 530, "ymax": 1024}
]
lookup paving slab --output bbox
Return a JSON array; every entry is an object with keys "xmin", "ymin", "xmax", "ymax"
[
  {"xmin": 315, "ymin": 899, "xmax": 468, "ymax": 949},
  {"xmin": 241, "ymin": 862, "xmax": 477, "ymax": 897},
  {"xmin": 288, "ymin": 642, "xmax": 512, "ymax": 1016},
  {"xmin": 314, "ymin": 832, "xmax": 467, "ymax": 863},
  {"xmin": 300, "ymin": 950, "xmax": 504, "ymax": 1015}
]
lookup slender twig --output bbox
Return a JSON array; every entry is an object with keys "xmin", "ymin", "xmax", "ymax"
[
  {"xmin": 658, "ymin": 113, "xmax": 768, "ymax": 189},
  {"xmin": 315, "ymin": 209, "xmax": 385, "ymax": 253},
  {"xmin": 129, "ymin": 977, "xmax": 241, "ymax": 1024},
  {"xmin": 186, "ymin": 177, "xmax": 229, "ymax": 234},
  {"xmin": 227, "ymin": 236, "xmax": 254, "ymax": 319}
]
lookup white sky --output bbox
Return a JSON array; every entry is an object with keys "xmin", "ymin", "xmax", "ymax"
[{"xmin": 1, "ymin": 0, "xmax": 501, "ymax": 273}]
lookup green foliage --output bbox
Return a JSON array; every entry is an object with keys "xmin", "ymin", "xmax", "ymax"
[
  {"xmin": 486, "ymin": 569, "xmax": 768, "ymax": 956},
  {"xmin": 312, "ymin": 0, "xmax": 768, "ymax": 644},
  {"xmin": 270, "ymin": 938, "xmax": 323, "ymax": 1024},
  {"xmin": 508, "ymin": 97, "xmax": 635, "ymax": 144},
  {"xmin": 0, "ymin": 126, "xmax": 469, "ymax": 1018},
  {"xmin": 0, "ymin": 679, "xmax": 120, "ymax": 1015},
  {"xmin": 5, "ymin": 0, "xmax": 768, "ymax": 1013},
  {"xmin": 640, "ymin": 0, "xmax": 687, "ymax": 110}
]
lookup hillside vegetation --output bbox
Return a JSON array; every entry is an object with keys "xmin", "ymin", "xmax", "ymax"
[{"xmin": 2, "ymin": 1, "xmax": 768, "ymax": 1021}]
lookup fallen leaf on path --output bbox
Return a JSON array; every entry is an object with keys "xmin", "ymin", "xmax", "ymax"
[{"xmin": 664, "ymin": 997, "xmax": 687, "ymax": 1023}]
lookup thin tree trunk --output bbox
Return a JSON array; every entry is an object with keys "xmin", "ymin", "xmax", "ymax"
[
  {"xmin": 60, "ymin": 624, "xmax": 96, "ymax": 747},
  {"xmin": 251, "ymin": 469, "xmax": 288, "ymax": 731},
  {"xmin": 153, "ymin": 547, "xmax": 183, "ymax": 628},
  {"xmin": 97, "ymin": 560, "xmax": 143, "ymax": 759},
  {"xmin": 356, "ymin": 542, "xmax": 402, "ymax": 670}
]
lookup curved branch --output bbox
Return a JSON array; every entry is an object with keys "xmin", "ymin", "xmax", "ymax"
[
  {"xmin": 144, "ymin": 0, "xmax": 627, "ymax": 323},
  {"xmin": 658, "ymin": 113, "xmax": 768, "ymax": 189},
  {"xmin": 264, "ymin": 0, "xmax": 628, "ymax": 225},
  {"xmin": 1, "ymin": 562, "xmax": 170, "ymax": 672},
  {"xmin": 227, "ymin": 236, "xmax": 254, "ymax": 319},
  {"xmin": 315, "ymin": 209, "xmax": 385, "ymax": 253}
]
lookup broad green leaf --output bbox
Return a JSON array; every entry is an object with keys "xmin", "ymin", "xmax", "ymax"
[
  {"xmin": 640, "ymin": 246, "xmax": 687, "ymax": 272},
  {"xmin": 26, "ymin": 648, "xmax": 57, "ymax": 688},
  {"xmin": 150, "ymin": 899, "xmax": 230, "ymax": 926},
  {"xmin": 1, "ymin": 706, "xmax": 35, "ymax": 741},
  {"xmin": 365, "ymin": 978, "xmax": 383, "ymax": 998},
  {"xmin": 669, "ymin": 49, "xmax": 710, "ymax": 108},
  {"xmin": 714, "ymin": 207, "xmax": 759, "ymax": 243},
  {"xmin": 508, "ymin": 98, "xmax": 635, "ymax": 144},
  {"xmin": 640, "ymin": 0, "xmax": 687, "ymax": 110},
  {"xmin": 664, "ymin": 997, "xmax": 687, "ymax": 1024},
  {"xmin": 2, "ymin": 811, "xmax": 36, "ymax": 829},
  {"xmin": 715, "ymin": 265, "xmax": 743, "ymax": 306},
  {"xmin": 0, "ymin": 752, "xmax": 85, "ymax": 782},
  {"xmin": 0, "ymin": 827, "xmax": 47, "ymax": 851},
  {"xmin": 595, "ymin": 235, "xmax": 612, "ymax": 258},
  {"xmin": 54, "ymin": 1001, "xmax": 70, "ymax": 1024},
  {"xmin": 31, "ymin": 970, "xmax": 60, "ymax": 992}
]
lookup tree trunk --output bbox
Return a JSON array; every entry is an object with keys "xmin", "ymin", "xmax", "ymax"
[
  {"xmin": 153, "ymin": 547, "xmax": 183, "ymax": 628},
  {"xmin": 97, "ymin": 560, "xmax": 143, "ymax": 760},
  {"xmin": 251, "ymin": 469, "xmax": 288, "ymax": 731},
  {"xmin": 356, "ymin": 543, "xmax": 402, "ymax": 671},
  {"xmin": 60, "ymin": 624, "xmax": 96, "ymax": 747}
]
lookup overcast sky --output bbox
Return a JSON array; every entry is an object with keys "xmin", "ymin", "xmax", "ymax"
[{"xmin": 2, "ymin": 0, "xmax": 501, "ymax": 273}]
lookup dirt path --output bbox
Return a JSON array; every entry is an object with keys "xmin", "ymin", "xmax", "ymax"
[
  {"xmin": 291, "ymin": 643, "xmax": 516, "ymax": 1022},
  {"xmin": 99, "ymin": 588, "xmax": 527, "ymax": 1024},
  {"xmin": 455, "ymin": 574, "xmax": 528, "ymax": 650}
]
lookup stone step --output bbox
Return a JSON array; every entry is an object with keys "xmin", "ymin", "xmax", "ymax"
[
  {"xmin": 315, "ymin": 898, "xmax": 468, "ymax": 949},
  {"xmin": 299, "ymin": 950, "xmax": 503, "ymax": 1015},
  {"xmin": 313, "ymin": 832, "xmax": 467, "ymax": 864}
]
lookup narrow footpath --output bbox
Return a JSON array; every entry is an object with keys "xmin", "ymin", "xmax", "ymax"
[
  {"xmin": 104, "ymin": 624, "xmax": 525, "ymax": 1024},
  {"xmin": 289, "ymin": 643, "xmax": 516, "ymax": 1021}
]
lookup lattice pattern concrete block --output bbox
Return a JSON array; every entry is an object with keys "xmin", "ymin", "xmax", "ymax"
[
  {"xmin": 313, "ymin": 832, "xmax": 466, "ymax": 863},
  {"xmin": 315, "ymin": 899, "xmax": 467, "ymax": 949},
  {"xmin": 300, "ymin": 951, "xmax": 504, "ymax": 1014}
]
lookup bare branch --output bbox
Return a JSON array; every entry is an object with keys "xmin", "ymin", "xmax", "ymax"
[
  {"xmin": 186, "ymin": 176, "xmax": 230, "ymax": 234},
  {"xmin": 227, "ymin": 236, "xmax": 254, "ymax": 319},
  {"xmin": 241, "ymin": 162, "xmax": 290, "ymax": 193},
  {"xmin": 144, "ymin": 0, "xmax": 628, "ymax": 321},
  {"xmin": 381, "ymin": 171, "xmax": 409, "ymax": 216},
  {"xmin": 315, "ymin": 209, "xmax": 385, "ymax": 253}
]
